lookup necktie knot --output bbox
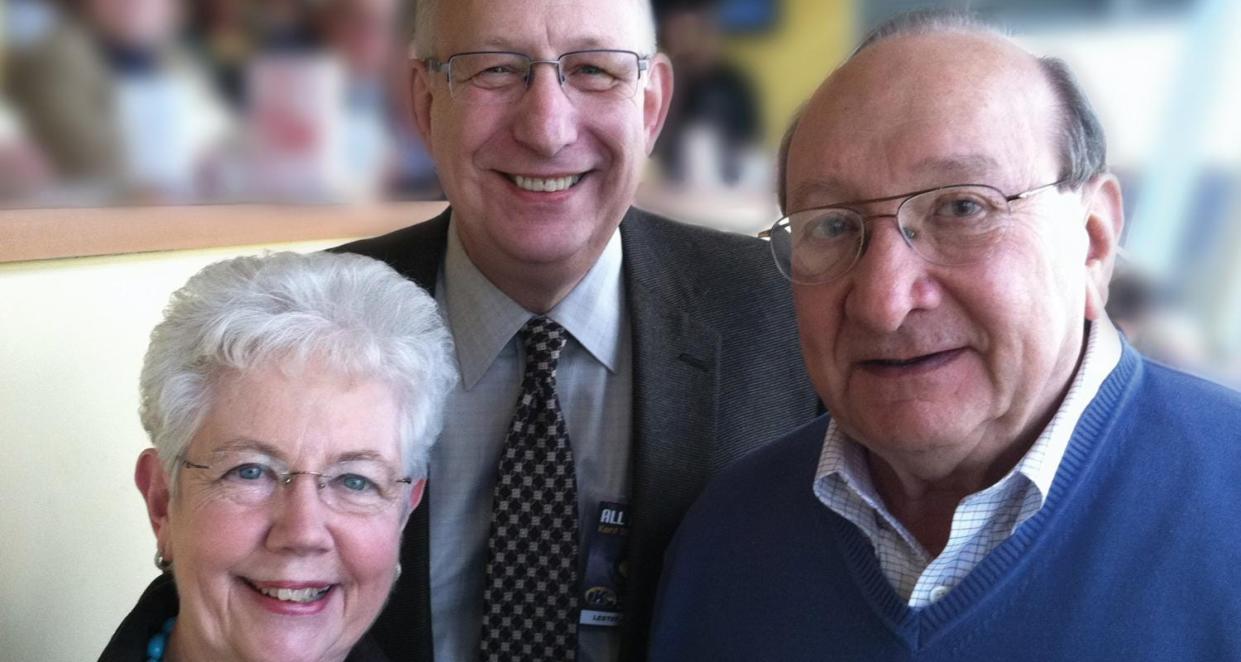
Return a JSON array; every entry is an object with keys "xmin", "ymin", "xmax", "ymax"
[{"xmin": 521, "ymin": 316, "xmax": 568, "ymax": 374}]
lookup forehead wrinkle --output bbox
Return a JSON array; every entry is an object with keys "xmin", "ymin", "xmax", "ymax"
[
  {"xmin": 445, "ymin": 0, "xmax": 647, "ymax": 55},
  {"xmin": 907, "ymin": 155, "xmax": 1003, "ymax": 183},
  {"xmin": 794, "ymin": 41, "xmax": 1059, "ymax": 204},
  {"xmin": 787, "ymin": 160, "xmax": 1003, "ymax": 211}
]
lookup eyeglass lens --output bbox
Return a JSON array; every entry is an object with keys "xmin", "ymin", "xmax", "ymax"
[
  {"xmin": 772, "ymin": 185, "xmax": 1013, "ymax": 284},
  {"xmin": 183, "ymin": 452, "xmax": 408, "ymax": 515},
  {"xmin": 445, "ymin": 50, "xmax": 644, "ymax": 104}
]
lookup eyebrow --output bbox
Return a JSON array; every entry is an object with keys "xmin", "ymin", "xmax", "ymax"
[
  {"xmin": 786, "ymin": 178, "xmax": 851, "ymax": 206},
  {"xmin": 207, "ymin": 439, "xmax": 395, "ymax": 466},
  {"xmin": 335, "ymin": 450, "xmax": 390, "ymax": 464},
  {"xmin": 210, "ymin": 438, "xmax": 282, "ymax": 458}
]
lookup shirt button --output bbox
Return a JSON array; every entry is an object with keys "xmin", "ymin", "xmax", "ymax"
[{"xmin": 930, "ymin": 585, "xmax": 951, "ymax": 602}]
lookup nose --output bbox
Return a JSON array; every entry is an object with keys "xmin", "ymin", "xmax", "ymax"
[
  {"xmin": 510, "ymin": 61, "xmax": 578, "ymax": 156},
  {"xmin": 843, "ymin": 217, "xmax": 941, "ymax": 333},
  {"xmin": 265, "ymin": 475, "xmax": 333, "ymax": 555}
]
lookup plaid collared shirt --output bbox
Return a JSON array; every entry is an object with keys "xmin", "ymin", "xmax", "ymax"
[{"xmin": 812, "ymin": 321, "xmax": 1122, "ymax": 607}]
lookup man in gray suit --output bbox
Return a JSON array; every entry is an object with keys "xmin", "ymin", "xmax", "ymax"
[{"xmin": 336, "ymin": 0, "xmax": 819, "ymax": 660}]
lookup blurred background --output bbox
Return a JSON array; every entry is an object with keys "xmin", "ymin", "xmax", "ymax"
[
  {"xmin": 1, "ymin": 0, "xmax": 1238, "ymax": 386},
  {"xmin": 2, "ymin": 0, "xmax": 439, "ymax": 204},
  {"xmin": 0, "ymin": 1, "xmax": 1239, "ymax": 658},
  {"xmin": 656, "ymin": 0, "xmax": 1241, "ymax": 389}
]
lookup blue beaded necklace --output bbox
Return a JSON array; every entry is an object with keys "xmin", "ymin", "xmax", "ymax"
[{"xmin": 146, "ymin": 617, "xmax": 176, "ymax": 662}]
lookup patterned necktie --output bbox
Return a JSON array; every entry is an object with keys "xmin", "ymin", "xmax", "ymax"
[{"xmin": 480, "ymin": 316, "xmax": 580, "ymax": 661}]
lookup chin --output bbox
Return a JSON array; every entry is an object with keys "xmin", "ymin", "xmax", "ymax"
[
  {"xmin": 852, "ymin": 408, "xmax": 971, "ymax": 452},
  {"xmin": 240, "ymin": 639, "xmax": 340, "ymax": 662},
  {"xmin": 230, "ymin": 621, "xmax": 346, "ymax": 662},
  {"xmin": 502, "ymin": 226, "xmax": 603, "ymax": 264}
]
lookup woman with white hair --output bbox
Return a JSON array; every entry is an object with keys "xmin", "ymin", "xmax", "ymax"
[{"xmin": 100, "ymin": 251, "xmax": 456, "ymax": 662}]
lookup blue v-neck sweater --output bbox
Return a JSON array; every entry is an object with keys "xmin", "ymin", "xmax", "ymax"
[{"xmin": 650, "ymin": 346, "xmax": 1241, "ymax": 661}]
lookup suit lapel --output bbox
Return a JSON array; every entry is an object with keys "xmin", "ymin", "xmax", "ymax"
[{"xmin": 618, "ymin": 208, "xmax": 721, "ymax": 658}]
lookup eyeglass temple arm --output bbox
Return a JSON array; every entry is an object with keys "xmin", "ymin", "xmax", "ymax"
[
  {"xmin": 1008, "ymin": 179, "xmax": 1069, "ymax": 202},
  {"xmin": 758, "ymin": 217, "xmax": 792, "ymax": 240}
]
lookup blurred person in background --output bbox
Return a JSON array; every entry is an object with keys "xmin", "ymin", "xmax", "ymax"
[
  {"xmin": 0, "ymin": 97, "xmax": 54, "ymax": 200},
  {"xmin": 318, "ymin": 0, "xmax": 433, "ymax": 198},
  {"xmin": 4, "ymin": 0, "xmax": 124, "ymax": 191},
  {"xmin": 101, "ymin": 251, "xmax": 457, "ymax": 662},
  {"xmin": 1107, "ymin": 257, "xmax": 1212, "ymax": 372},
  {"xmin": 1105, "ymin": 256, "xmax": 1157, "ymax": 344},
  {"xmin": 654, "ymin": 0, "xmax": 764, "ymax": 190},
  {"xmin": 3, "ymin": 0, "xmax": 232, "ymax": 202},
  {"xmin": 186, "ymin": 0, "xmax": 252, "ymax": 108},
  {"xmin": 319, "ymin": 0, "xmax": 399, "ymax": 90},
  {"xmin": 236, "ymin": 0, "xmax": 424, "ymax": 201},
  {"xmin": 253, "ymin": 0, "xmax": 320, "ymax": 52},
  {"xmin": 652, "ymin": 9, "xmax": 1241, "ymax": 660},
  {"xmin": 80, "ymin": 0, "xmax": 233, "ymax": 200}
]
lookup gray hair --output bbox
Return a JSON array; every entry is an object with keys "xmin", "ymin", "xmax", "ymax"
[
  {"xmin": 777, "ymin": 8, "xmax": 1107, "ymax": 213},
  {"xmin": 139, "ymin": 251, "xmax": 457, "ymax": 492},
  {"xmin": 410, "ymin": 0, "xmax": 658, "ymax": 58}
]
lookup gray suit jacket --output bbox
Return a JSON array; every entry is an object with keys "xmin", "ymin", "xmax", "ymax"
[{"xmin": 333, "ymin": 206, "xmax": 819, "ymax": 661}]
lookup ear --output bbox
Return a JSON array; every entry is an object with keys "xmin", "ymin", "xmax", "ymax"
[
  {"xmin": 135, "ymin": 449, "xmax": 173, "ymax": 558},
  {"xmin": 410, "ymin": 58, "xmax": 436, "ymax": 151},
  {"xmin": 401, "ymin": 478, "xmax": 427, "ymax": 528},
  {"xmin": 1081, "ymin": 174, "xmax": 1125, "ymax": 321},
  {"xmin": 641, "ymin": 53, "xmax": 675, "ymax": 154}
]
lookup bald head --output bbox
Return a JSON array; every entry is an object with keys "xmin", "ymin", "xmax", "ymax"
[
  {"xmin": 787, "ymin": 31, "xmax": 1059, "ymax": 209},
  {"xmin": 778, "ymin": 13, "xmax": 1106, "ymax": 212}
]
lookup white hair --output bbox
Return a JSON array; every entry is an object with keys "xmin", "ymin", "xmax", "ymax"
[
  {"xmin": 410, "ymin": 0, "xmax": 658, "ymax": 58},
  {"xmin": 139, "ymin": 251, "xmax": 457, "ymax": 492}
]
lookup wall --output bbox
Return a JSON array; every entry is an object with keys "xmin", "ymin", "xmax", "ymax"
[
  {"xmin": 725, "ymin": 0, "xmax": 854, "ymax": 146},
  {"xmin": 0, "ymin": 239, "xmax": 341, "ymax": 661}
]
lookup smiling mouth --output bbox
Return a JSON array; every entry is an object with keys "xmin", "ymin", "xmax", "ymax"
[
  {"xmin": 507, "ymin": 173, "xmax": 585, "ymax": 192},
  {"xmin": 243, "ymin": 579, "xmax": 333, "ymax": 604}
]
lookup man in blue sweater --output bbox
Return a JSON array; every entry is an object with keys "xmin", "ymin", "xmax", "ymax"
[{"xmin": 650, "ymin": 10, "xmax": 1241, "ymax": 661}]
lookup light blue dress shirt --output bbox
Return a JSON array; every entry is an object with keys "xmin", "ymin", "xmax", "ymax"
[{"xmin": 430, "ymin": 217, "xmax": 633, "ymax": 662}]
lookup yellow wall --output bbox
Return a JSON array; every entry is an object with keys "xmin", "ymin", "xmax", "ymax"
[
  {"xmin": 725, "ymin": 0, "xmax": 855, "ymax": 146},
  {"xmin": 0, "ymin": 240, "xmax": 341, "ymax": 661}
]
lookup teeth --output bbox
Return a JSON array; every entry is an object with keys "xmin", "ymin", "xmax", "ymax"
[
  {"xmin": 257, "ymin": 585, "xmax": 330, "ymax": 603},
  {"xmin": 513, "ymin": 174, "xmax": 582, "ymax": 192}
]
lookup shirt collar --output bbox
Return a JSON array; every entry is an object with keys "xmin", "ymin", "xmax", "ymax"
[
  {"xmin": 815, "ymin": 423, "xmax": 885, "ymax": 516},
  {"xmin": 1010, "ymin": 317, "xmax": 1122, "ymax": 509},
  {"xmin": 441, "ymin": 213, "xmax": 625, "ymax": 390},
  {"xmin": 815, "ymin": 318, "xmax": 1124, "ymax": 514}
]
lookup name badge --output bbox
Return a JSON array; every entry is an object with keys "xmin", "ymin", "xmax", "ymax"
[{"xmin": 579, "ymin": 500, "xmax": 629, "ymax": 627}]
